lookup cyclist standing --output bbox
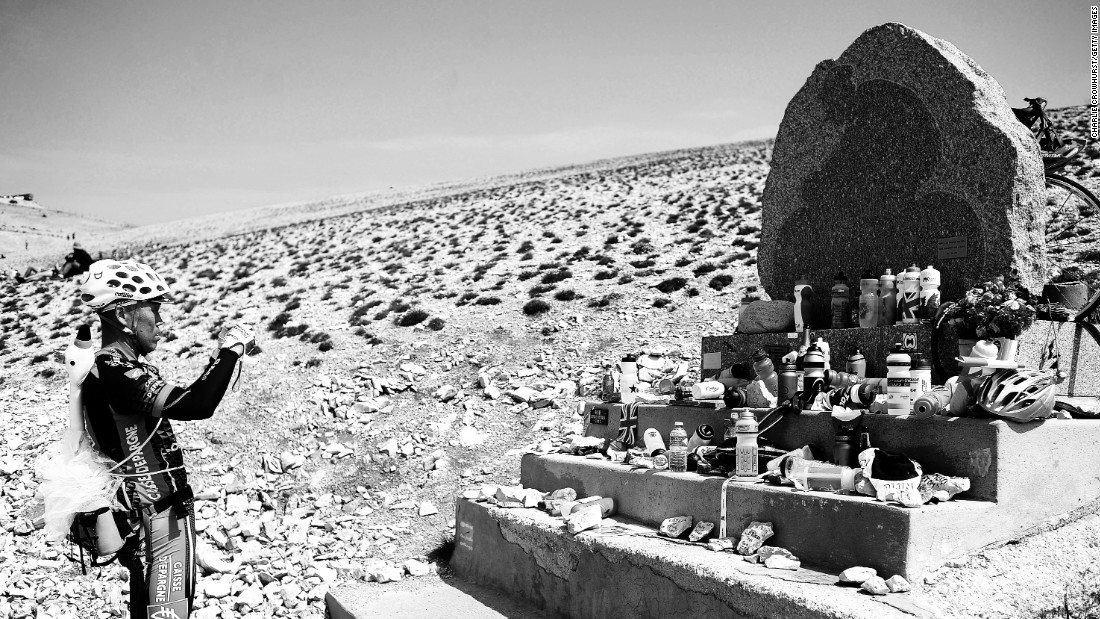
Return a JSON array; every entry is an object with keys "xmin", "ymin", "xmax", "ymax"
[{"xmin": 77, "ymin": 259, "xmax": 254, "ymax": 618}]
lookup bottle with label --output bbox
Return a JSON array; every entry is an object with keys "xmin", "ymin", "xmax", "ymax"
[
  {"xmin": 815, "ymin": 337, "xmax": 831, "ymax": 373},
  {"xmin": 828, "ymin": 382, "xmax": 877, "ymax": 409},
  {"xmin": 898, "ymin": 265, "xmax": 921, "ymax": 324},
  {"xmin": 642, "ymin": 428, "xmax": 666, "ymax": 456},
  {"xmin": 879, "ymin": 269, "xmax": 897, "ymax": 327},
  {"xmin": 751, "ymin": 348, "xmax": 779, "ymax": 396},
  {"xmin": 619, "ymin": 355, "xmax": 638, "ymax": 404},
  {"xmin": 801, "ymin": 344, "xmax": 827, "ymax": 409},
  {"xmin": 919, "ymin": 265, "xmax": 941, "ymax": 320},
  {"xmin": 778, "ymin": 362, "xmax": 799, "ymax": 404},
  {"xmin": 858, "ymin": 270, "xmax": 879, "ymax": 328},
  {"xmin": 685, "ymin": 425, "xmax": 714, "ymax": 451},
  {"xmin": 795, "ymin": 344, "xmax": 808, "ymax": 394},
  {"xmin": 910, "ymin": 352, "xmax": 932, "ymax": 401},
  {"xmin": 794, "ymin": 277, "xmax": 814, "ymax": 332},
  {"xmin": 830, "ymin": 272, "xmax": 851, "ymax": 329},
  {"xmin": 846, "ymin": 347, "xmax": 867, "ymax": 379},
  {"xmin": 669, "ymin": 422, "xmax": 689, "ymax": 473},
  {"xmin": 886, "ymin": 344, "xmax": 913, "ymax": 415},
  {"xmin": 690, "ymin": 381, "xmax": 724, "ymax": 400},
  {"xmin": 825, "ymin": 370, "xmax": 863, "ymax": 389},
  {"xmin": 734, "ymin": 410, "xmax": 759, "ymax": 478}
]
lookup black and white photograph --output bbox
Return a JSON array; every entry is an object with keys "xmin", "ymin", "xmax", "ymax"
[{"xmin": 2, "ymin": 1, "xmax": 1099, "ymax": 617}]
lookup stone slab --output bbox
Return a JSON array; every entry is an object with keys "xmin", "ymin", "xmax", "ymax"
[
  {"xmin": 451, "ymin": 498, "xmax": 946, "ymax": 619},
  {"xmin": 758, "ymin": 23, "xmax": 1046, "ymax": 322}
]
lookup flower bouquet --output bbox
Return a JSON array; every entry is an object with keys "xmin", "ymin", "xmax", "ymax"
[{"xmin": 943, "ymin": 275, "xmax": 1036, "ymax": 360}]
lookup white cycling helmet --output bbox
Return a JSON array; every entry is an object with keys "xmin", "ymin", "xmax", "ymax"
[
  {"xmin": 78, "ymin": 259, "xmax": 177, "ymax": 312},
  {"xmin": 975, "ymin": 368, "xmax": 1057, "ymax": 422}
]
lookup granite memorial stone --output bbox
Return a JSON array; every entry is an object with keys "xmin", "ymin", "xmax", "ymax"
[{"xmin": 759, "ymin": 22, "xmax": 1046, "ymax": 325}]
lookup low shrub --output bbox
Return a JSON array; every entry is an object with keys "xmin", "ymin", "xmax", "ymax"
[
  {"xmin": 523, "ymin": 299, "xmax": 551, "ymax": 316},
  {"xmin": 476, "ymin": 296, "xmax": 502, "ymax": 305},
  {"xmin": 709, "ymin": 274, "xmax": 734, "ymax": 291},
  {"xmin": 553, "ymin": 289, "xmax": 576, "ymax": 301},
  {"xmin": 655, "ymin": 277, "xmax": 687, "ymax": 293},
  {"xmin": 593, "ymin": 269, "xmax": 618, "ymax": 281},
  {"xmin": 427, "ymin": 317, "xmax": 446, "ymax": 331},
  {"xmin": 396, "ymin": 309, "xmax": 429, "ymax": 327}
]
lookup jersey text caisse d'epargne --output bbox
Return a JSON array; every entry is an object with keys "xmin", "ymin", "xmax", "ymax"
[{"xmin": 82, "ymin": 346, "xmax": 240, "ymax": 508}]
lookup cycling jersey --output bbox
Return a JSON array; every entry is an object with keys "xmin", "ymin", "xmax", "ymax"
[
  {"xmin": 82, "ymin": 347, "xmax": 239, "ymax": 507},
  {"xmin": 82, "ymin": 345, "xmax": 240, "ymax": 619}
]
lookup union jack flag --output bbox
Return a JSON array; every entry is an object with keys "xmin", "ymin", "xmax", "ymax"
[{"xmin": 616, "ymin": 403, "xmax": 639, "ymax": 446}]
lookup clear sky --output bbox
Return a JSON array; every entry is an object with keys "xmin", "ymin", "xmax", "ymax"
[{"xmin": 1, "ymin": 0, "xmax": 1093, "ymax": 225}]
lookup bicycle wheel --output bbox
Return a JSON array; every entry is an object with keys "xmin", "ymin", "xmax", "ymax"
[{"xmin": 1044, "ymin": 174, "xmax": 1100, "ymax": 274}]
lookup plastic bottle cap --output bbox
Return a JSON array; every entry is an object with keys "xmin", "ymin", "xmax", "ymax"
[
  {"xmin": 751, "ymin": 349, "xmax": 768, "ymax": 362},
  {"xmin": 849, "ymin": 347, "xmax": 863, "ymax": 356},
  {"xmin": 674, "ymin": 422, "xmax": 683, "ymax": 427}
]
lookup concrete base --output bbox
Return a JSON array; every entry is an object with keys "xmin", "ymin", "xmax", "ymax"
[
  {"xmin": 585, "ymin": 404, "xmax": 1100, "ymax": 504},
  {"xmin": 451, "ymin": 498, "xmax": 946, "ymax": 619},
  {"xmin": 522, "ymin": 454, "xmax": 995, "ymax": 580}
]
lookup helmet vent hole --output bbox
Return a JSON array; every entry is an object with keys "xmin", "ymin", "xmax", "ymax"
[
  {"xmin": 139, "ymin": 287, "xmax": 151, "ymax": 294},
  {"xmin": 115, "ymin": 271, "xmax": 130, "ymax": 279},
  {"xmin": 132, "ymin": 276, "xmax": 144, "ymax": 284},
  {"xmin": 81, "ymin": 294, "xmax": 95, "ymax": 302},
  {"xmin": 106, "ymin": 279, "xmax": 121, "ymax": 288},
  {"xmin": 122, "ymin": 284, "xmax": 137, "ymax": 292}
]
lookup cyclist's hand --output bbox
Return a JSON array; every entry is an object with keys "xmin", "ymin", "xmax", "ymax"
[{"xmin": 218, "ymin": 322, "xmax": 255, "ymax": 356}]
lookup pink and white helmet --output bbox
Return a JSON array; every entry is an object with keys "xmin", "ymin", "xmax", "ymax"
[{"xmin": 78, "ymin": 260, "xmax": 177, "ymax": 311}]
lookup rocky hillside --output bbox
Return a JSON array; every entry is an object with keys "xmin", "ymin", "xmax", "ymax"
[{"xmin": 0, "ymin": 105, "xmax": 1097, "ymax": 619}]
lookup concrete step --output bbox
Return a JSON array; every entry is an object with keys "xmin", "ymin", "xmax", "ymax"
[
  {"xmin": 522, "ymin": 453, "xmax": 995, "ymax": 579},
  {"xmin": 450, "ymin": 497, "xmax": 947, "ymax": 619},
  {"xmin": 325, "ymin": 574, "xmax": 564, "ymax": 619}
]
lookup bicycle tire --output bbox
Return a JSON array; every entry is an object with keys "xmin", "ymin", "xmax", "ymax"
[{"xmin": 1045, "ymin": 174, "xmax": 1100, "ymax": 247}]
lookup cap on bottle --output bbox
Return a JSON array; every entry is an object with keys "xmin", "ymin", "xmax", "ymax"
[
  {"xmin": 750, "ymin": 348, "xmax": 769, "ymax": 363},
  {"xmin": 848, "ymin": 347, "xmax": 864, "ymax": 358}
]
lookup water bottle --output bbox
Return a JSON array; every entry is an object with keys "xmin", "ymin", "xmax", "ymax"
[
  {"xmin": 784, "ymin": 457, "xmax": 857, "ymax": 491},
  {"xmin": 690, "ymin": 380, "xmax": 724, "ymax": 400},
  {"xmin": 879, "ymin": 269, "xmax": 897, "ymax": 327},
  {"xmin": 619, "ymin": 355, "xmax": 638, "ymax": 404},
  {"xmin": 778, "ymin": 362, "xmax": 799, "ymax": 404},
  {"xmin": 685, "ymin": 424, "xmax": 714, "ymax": 451},
  {"xmin": 794, "ymin": 277, "xmax": 814, "ymax": 332},
  {"xmin": 833, "ymin": 433, "xmax": 855, "ymax": 468},
  {"xmin": 642, "ymin": 428, "xmax": 666, "ymax": 456},
  {"xmin": 858, "ymin": 270, "xmax": 879, "ymax": 328},
  {"xmin": 795, "ymin": 344, "xmax": 807, "ymax": 394},
  {"xmin": 669, "ymin": 422, "xmax": 689, "ymax": 473},
  {"xmin": 913, "ymin": 387, "xmax": 952, "ymax": 419},
  {"xmin": 910, "ymin": 352, "xmax": 932, "ymax": 402},
  {"xmin": 815, "ymin": 337, "xmax": 831, "ymax": 373},
  {"xmin": 919, "ymin": 264, "xmax": 941, "ymax": 320},
  {"xmin": 828, "ymin": 382, "xmax": 876, "ymax": 408},
  {"xmin": 734, "ymin": 410, "xmax": 759, "ymax": 478},
  {"xmin": 846, "ymin": 347, "xmax": 867, "ymax": 379},
  {"xmin": 825, "ymin": 370, "xmax": 863, "ymax": 389},
  {"xmin": 723, "ymin": 386, "xmax": 749, "ymax": 408},
  {"xmin": 751, "ymin": 348, "xmax": 779, "ymax": 396},
  {"xmin": 898, "ymin": 265, "xmax": 921, "ymax": 324},
  {"xmin": 886, "ymin": 344, "xmax": 913, "ymax": 415},
  {"xmin": 802, "ymin": 344, "xmax": 827, "ymax": 409},
  {"xmin": 830, "ymin": 271, "xmax": 851, "ymax": 328}
]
